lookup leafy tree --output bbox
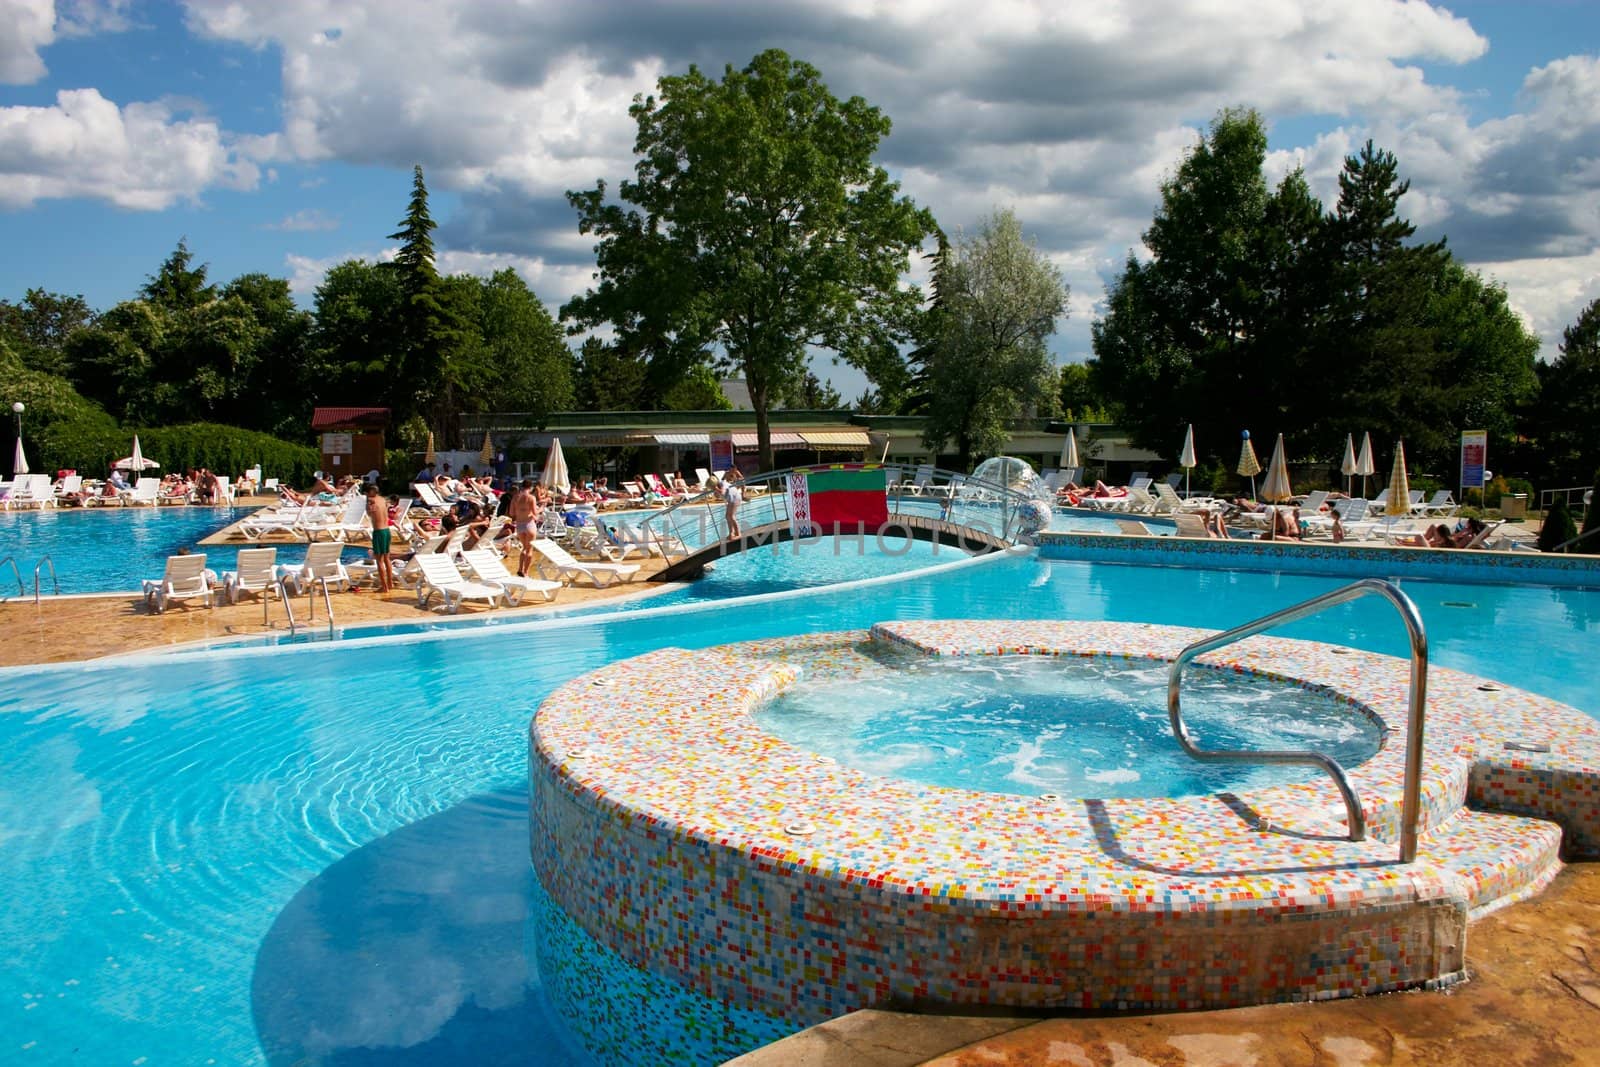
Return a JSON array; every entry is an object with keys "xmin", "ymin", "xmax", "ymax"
[
  {"xmin": 897, "ymin": 230, "xmax": 953, "ymax": 416},
  {"xmin": 0, "ymin": 288, "xmax": 96, "ymax": 375},
  {"xmin": 575, "ymin": 337, "xmax": 648, "ymax": 412},
  {"xmin": 1530, "ymin": 297, "xmax": 1600, "ymax": 485},
  {"xmin": 473, "ymin": 269, "xmax": 575, "ymax": 420},
  {"xmin": 306, "ymin": 259, "xmax": 406, "ymax": 416},
  {"xmin": 1058, "ymin": 362, "xmax": 1111, "ymax": 421},
  {"xmin": 777, "ymin": 369, "xmax": 843, "ymax": 409},
  {"xmin": 920, "ymin": 209, "xmax": 1067, "ymax": 469},
  {"xmin": 662, "ymin": 363, "xmax": 733, "ymax": 410},
  {"xmin": 565, "ymin": 48, "xmax": 934, "ymax": 469},
  {"xmin": 222, "ymin": 273, "xmax": 313, "ymax": 436},
  {"xmin": 141, "ymin": 239, "xmax": 216, "ymax": 311}
]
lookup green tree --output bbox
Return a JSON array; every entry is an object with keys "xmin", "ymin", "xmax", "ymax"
[
  {"xmin": 0, "ymin": 288, "xmax": 96, "ymax": 375},
  {"xmin": 662, "ymin": 364, "xmax": 733, "ymax": 410},
  {"xmin": 141, "ymin": 238, "xmax": 216, "ymax": 311},
  {"xmin": 1538, "ymin": 498, "xmax": 1578, "ymax": 552},
  {"xmin": 777, "ymin": 369, "xmax": 843, "ymax": 409},
  {"xmin": 920, "ymin": 209, "xmax": 1067, "ymax": 469},
  {"xmin": 564, "ymin": 48, "xmax": 934, "ymax": 469},
  {"xmin": 575, "ymin": 337, "xmax": 648, "ymax": 412},
  {"xmin": 1058, "ymin": 362, "xmax": 1111, "ymax": 421},
  {"xmin": 387, "ymin": 165, "xmax": 472, "ymax": 442},
  {"xmin": 223, "ymin": 273, "xmax": 313, "ymax": 436},
  {"xmin": 306, "ymin": 259, "xmax": 406, "ymax": 415},
  {"xmin": 1530, "ymin": 297, "xmax": 1600, "ymax": 485},
  {"xmin": 473, "ymin": 269, "xmax": 575, "ymax": 420}
]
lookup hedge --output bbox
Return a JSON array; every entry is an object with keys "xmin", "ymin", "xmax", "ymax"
[{"xmin": 36, "ymin": 420, "xmax": 321, "ymax": 486}]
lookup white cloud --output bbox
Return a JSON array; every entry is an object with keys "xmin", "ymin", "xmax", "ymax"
[
  {"xmin": 283, "ymin": 247, "xmax": 589, "ymax": 311},
  {"xmin": 0, "ymin": 0, "xmax": 56, "ymax": 83},
  {"xmin": 265, "ymin": 208, "xmax": 339, "ymax": 232},
  {"xmin": 0, "ymin": 88, "xmax": 260, "ymax": 208}
]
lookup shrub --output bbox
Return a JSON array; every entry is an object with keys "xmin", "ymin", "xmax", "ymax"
[
  {"xmin": 39, "ymin": 420, "xmax": 320, "ymax": 485},
  {"xmin": 1537, "ymin": 499, "xmax": 1578, "ymax": 552}
]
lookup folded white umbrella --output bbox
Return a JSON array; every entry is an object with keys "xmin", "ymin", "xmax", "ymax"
[
  {"xmin": 1340, "ymin": 434, "xmax": 1357, "ymax": 496},
  {"xmin": 1058, "ymin": 428, "xmax": 1079, "ymax": 472},
  {"xmin": 1178, "ymin": 424, "xmax": 1196, "ymax": 498},
  {"xmin": 1261, "ymin": 433, "xmax": 1293, "ymax": 503},
  {"xmin": 543, "ymin": 437, "xmax": 571, "ymax": 495},
  {"xmin": 12, "ymin": 435, "xmax": 27, "ymax": 476}
]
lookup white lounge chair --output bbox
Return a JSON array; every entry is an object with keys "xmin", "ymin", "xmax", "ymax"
[
  {"xmin": 54, "ymin": 474, "xmax": 83, "ymax": 502},
  {"xmin": 412, "ymin": 482, "xmax": 452, "ymax": 513},
  {"xmin": 1418, "ymin": 490, "xmax": 1457, "ymax": 516},
  {"xmin": 142, "ymin": 554, "xmax": 214, "ymax": 613},
  {"xmin": 222, "ymin": 547, "xmax": 279, "ymax": 605},
  {"xmin": 278, "ymin": 542, "xmax": 353, "ymax": 595},
  {"xmin": 414, "ymin": 553, "xmax": 503, "ymax": 613},
  {"xmin": 528, "ymin": 538, "xmax": 640, "ymax": 588},
  {"xmin": 461, "ymin": 549, "xmax": 560, "ymax": 605},
  {"xmin": 303, "ymin": 496, "xmax": 371, "ymax": 542},
  {"xmin": 127, "ymin": 477, "xmax": 160, "ymax": 507}
]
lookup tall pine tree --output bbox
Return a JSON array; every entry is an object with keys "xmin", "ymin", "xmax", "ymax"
[{"xmin": 387, "ymin": 165, "xmax": 470, "ymax": 443}]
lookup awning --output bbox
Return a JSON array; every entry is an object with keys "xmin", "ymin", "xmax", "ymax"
[
  {"xmin": 732, "ymin": 431, "xmax": 808, "ymax": 450},
  {"xmin": 653, "ymin": 432, "xmax": 710, "ymax": 446},
  {"xmin": 799, "ymin": 430, "xmax": 872, "ymax": 450}
]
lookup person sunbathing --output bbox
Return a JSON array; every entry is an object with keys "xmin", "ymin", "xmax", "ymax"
[
  {"xmin": 1091, "ymin": 480, "xmax": 1126, "ymax": 498},
  {"xmin": 1203, "ymin": 511, "xmax": 1230, "ymax": 539},
  {"xmin": 1449, "ymin": 518, "xmax": 1486, "ymax": 548}
]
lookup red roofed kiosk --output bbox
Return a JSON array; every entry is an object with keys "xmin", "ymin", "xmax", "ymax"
[{"xmin": 311, "ymin": 407, "xmax": 390, "ymax": 479}]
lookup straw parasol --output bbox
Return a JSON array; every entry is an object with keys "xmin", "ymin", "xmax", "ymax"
[
  {"xmin": 1059, "ymin": 428, "xmax": 1080, "ymax": 473},
  {"xmin": 1236, "ymin": 430, "xmax": 1262, "ymax": 500},
  {"xmin": 542, "ymin": 436, "xmax": 570, "ymax": 495},
  {"xmin": 1356, "ymin": 432, "xmax": 1375, "ymax": 499},
  {"xmin": 423, "ymin": 431, "xmax": 436, "ymax": 467},
  {"xmin": 12, "ymin": 436, "xmax": 27, "ymax": 477},
  {"xmin": 479, "ymin": 431, "xmax": 495, "ymax": 466},
  {"xmin": 1385, "ymin": 440, "xmax": 1411, "ymax": 518},
  {"xmin": 1178, "ymin": 424, "xmax": 1196, "ymax": 498},
  {"xmin": 1340, "ymin": 434, "xmax": 1358, "ymax": 497},
  {"xmin": 114, "ymin": 435, "xmax": 160, "ymax": 471},
  {"xmin": 1260, "ymin": 433, "xmax": 1293, "ymax": 503}
]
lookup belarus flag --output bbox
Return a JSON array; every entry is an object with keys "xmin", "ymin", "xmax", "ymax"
[{"xmin": 788, "ymin": 465, "xmax": 890, "ymax": 537}]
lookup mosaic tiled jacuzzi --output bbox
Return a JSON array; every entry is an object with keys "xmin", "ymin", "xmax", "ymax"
[{"xmin": 529, "ymin": 620, "xmax": 1600, "ymax": 1032}]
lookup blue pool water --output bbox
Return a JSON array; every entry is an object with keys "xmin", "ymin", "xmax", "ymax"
[
  {"xmin": 0, "ymin": 546, "xmax": 1597, "ymax": 1062},
  {"xmin": 756, "ymin": 654, "xmax": 1382, "ymax": 798}
]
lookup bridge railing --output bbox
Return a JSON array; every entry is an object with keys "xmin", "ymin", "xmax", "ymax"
[{"xmin": 636, "ymin": 465, "xmax": 1035, "ymax": 557}]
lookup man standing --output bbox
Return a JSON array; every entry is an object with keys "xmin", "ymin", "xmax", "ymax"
[
  {"xmin": 364, "ymin": 484, "xmax": 394, "ymax": 593},
  {"xmin": 509, "ymin": 479, "xmax": 540, "ymax": 577}
]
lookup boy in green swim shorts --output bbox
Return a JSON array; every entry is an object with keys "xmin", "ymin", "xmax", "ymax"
[{"xmin": 365, "ymin": 483, "xmax": 394, "ymax": 593}]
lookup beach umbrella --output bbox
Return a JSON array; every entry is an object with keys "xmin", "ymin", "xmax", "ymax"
[
  {"xmin": 1356, "ymin": 432, "xmax": 1375, "ymax": 499},
  {"xmin": 542, "ymin": 436, "xmax": 570, "ymax": 495},
  {"xmin": 1340, "ymin": 434, "xmax": 1358, "ymax": 497},
  {"xmin": 423, "ymin": 431, "xmax": 436, "ymax": 467},
  {"xmin": 1178, "ymin": 424, "xmax": 1196, "ymax": 499},
  {"xmin": 479, "ymin": 431, "xmax": 494, "ymax": 466},
  {"xmin": 1261, "ymin": 433, "xmax": 1293, "ymax": 503},
  {"xmin": 114, "ymin": 435, "xmax": 160, "ymax": 471},
  {"xmin": 1385, "ymin": 440, "xmax": 1411, "ymax": 518},
  {"xmin": 1236, "ymin": 430, "xmax": 1262, "ymax": 501},
  {"xmin": 1059, "ymin": 428, "xmax": 1080, "ymax": 473},
  {"xmin": 12, "ymin": 435, "xmax": 27, "ymax": 476}
]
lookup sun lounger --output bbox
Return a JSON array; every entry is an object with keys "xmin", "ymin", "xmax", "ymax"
[
  {"xmin": 1115, "ymin": 519, "xmax": 1153, "ymax": 536},
  {"xmin": 528, "ymin": 538, "xmax": 640, "ymax": 587},
  {"xmin": 414, "ymin": 553, "xmax": 504, "ymax": 613},
  {"xmin": 126, "ymin": 477, "xmax": 160, "ymax": 507},
  {"xmin": 1417, "ymin": 490, "xmax": 1458, "ymax": 516},
  {"xmin": 277, "ymin": 542, "xmax": 353, "ymax": 595},
  {"xmin": 222, "ymin": 547, "xmax": 279, "ymax": 604},
  {"xmin": 461, "ymin": 549, "xmax": 560, "ymax": 606},
  {"xmin": 303, "ymin": 496, "xmax": 371, "ymax": 542},
  {"xmin": 142, "ymin": 554, "xmax": 214, "ymax": 613}
]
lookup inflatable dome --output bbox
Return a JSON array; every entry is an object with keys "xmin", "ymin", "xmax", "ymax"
[{"xmin": 968, "ymin": 456, "xmax": 1054, "ymax": 503}]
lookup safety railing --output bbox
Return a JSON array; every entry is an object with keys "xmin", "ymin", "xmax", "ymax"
[
  {"xmin": 636, "ymin": 465, "xmax": 1033, "ymax": 556},
  {"xmin": 304, "ymin": 576, "xmax": 336, "ymax": 636},
  {"xmin": 1167, "ymin": 577, "xmax": 1430, "ymax": 863},
  {"xmin": 0, "ymin": 556, "xmax": 24, "ymax": 598},
  {"xmin": 1551, "ymin": 525, "xmax": 1600, "ymax": 554},
  {"xmin": 32, "ymin": 556, "xmax": 58, "ymax": 603}
]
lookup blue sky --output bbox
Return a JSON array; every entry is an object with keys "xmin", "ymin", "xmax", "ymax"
[{"xmin": 3, "ymin": 1, "xmax": 1598, "ymax": 401}]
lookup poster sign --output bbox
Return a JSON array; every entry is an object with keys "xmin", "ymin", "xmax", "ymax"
[
  {"xmin": 321, "ymin": 432, "xmax": 353, "ymax": 455},
  {"xmin": 709, "ymin": 432, "xmax": 735, "ymax": 474},
  {"xmin": 1459, "ymin": 430, "xmax": 1487, "ymax": 493}
]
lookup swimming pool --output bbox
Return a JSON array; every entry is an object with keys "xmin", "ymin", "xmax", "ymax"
[{"xmin": 1, "ymin": 548, "xmax": 1596, "ymax": 1062}]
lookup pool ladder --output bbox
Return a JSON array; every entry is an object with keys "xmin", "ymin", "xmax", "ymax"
[
  {"xmin": 272, "ymin": 573, "xmax": 335, "ymax": 637},
  {"xmin": 0, "ymin": 555, "xmax": 60, "ymax": 603},
  {"xmin": 1167, "ymin": 577, "xmax": 1428, "ymax": 864}
]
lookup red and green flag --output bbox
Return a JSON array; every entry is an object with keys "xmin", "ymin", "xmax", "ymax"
[{"xmin": 788, "ymin": 464, "xmax": 889, "ymax": 536}]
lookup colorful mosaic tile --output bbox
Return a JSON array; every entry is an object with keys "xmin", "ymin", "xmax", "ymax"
[{"xmin": 529, "ymin": 621, "xmax": 1595, "ymax": 1024}]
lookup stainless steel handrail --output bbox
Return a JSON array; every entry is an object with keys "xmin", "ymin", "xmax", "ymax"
[
  {"xmin": 33, "ymin": 555, "xmax": 59, "ymax": 602},
  {"xmin": 305, "ymin": 576, "xmax": 335, "ymax": 636},
  {"xmin": 276, "ymin": 574, "xmax": 298, "ymax": 633},
  {"xmin": 1167, "ymin": 577, "xmax": 1430, "ymax": 863},
  {"xmin": 0, "ymin": 556, "xmax": 24, "ymax": 598}
]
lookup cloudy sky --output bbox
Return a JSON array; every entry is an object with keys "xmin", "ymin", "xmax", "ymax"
[{"xmin": 2, "ymin": 0, "xmax": 1598, "ymax": 398}]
